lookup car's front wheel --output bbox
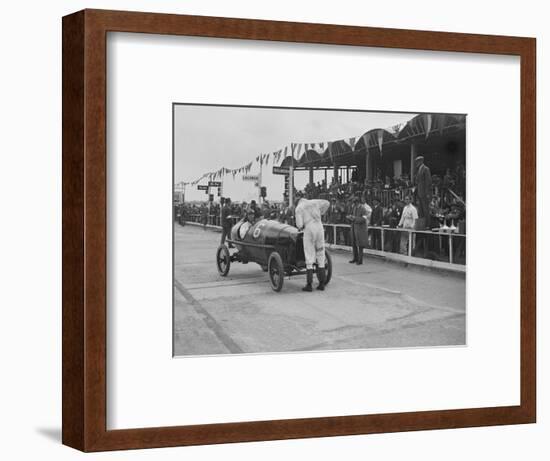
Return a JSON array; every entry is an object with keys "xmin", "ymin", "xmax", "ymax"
[
  {"xmin": 216, "ymin": 245, "xmax": 231, "ymax": 276},
  {"xmin": 268, "ymin": 252, "xmax": 284, "ymax": 292}
]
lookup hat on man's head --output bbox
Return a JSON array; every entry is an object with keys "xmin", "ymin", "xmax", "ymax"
[{"xmin": 415, "ymin": 155, "xmax": 425, "ymax": 163}]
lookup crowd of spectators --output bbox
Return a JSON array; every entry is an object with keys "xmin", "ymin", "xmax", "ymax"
[
  {"xmin": 175, "ymin": 160, "xmax": 466, "ymax": 262},
  {"xmin": 315, "ymin": 172, "xmax": 465, "ymax": 230},
  {"xmin": 176, "ymin": 199, "xmax": 290, "ymax": 227}
]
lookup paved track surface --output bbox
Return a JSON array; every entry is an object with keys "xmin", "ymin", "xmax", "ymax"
[{"xmin": 174, "ymin": 224, "xmax": 466, "ymax": 356}]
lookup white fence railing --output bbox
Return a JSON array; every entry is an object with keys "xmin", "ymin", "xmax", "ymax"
[
  {"xmin": 322, "ymin": 223, "xmax": 465, "ymax": 270},
  {"xmin": 177, "ymin": 214, "xmax": 466, "ymax": 272}
]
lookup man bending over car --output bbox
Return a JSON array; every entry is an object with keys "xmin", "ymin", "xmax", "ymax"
[{"xmin": 294, "ymin": 193, "xmax": 330, "ymax": 292}]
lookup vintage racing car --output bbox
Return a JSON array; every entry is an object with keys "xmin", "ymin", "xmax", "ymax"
[{"xmin": 216, "ymin": 218, "xmax": 332, "ymax": 292}]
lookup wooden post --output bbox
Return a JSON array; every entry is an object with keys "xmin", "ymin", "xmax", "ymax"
[
  {"xmin": 381, "ymin": 227, "xmax": 384, "ymax": 252},
  {"xmin": 258, "ymin": 162, "xmax": 263, "ymax": 204},
  {"xmin": 289, "ymin": 162, "xmax": 294, "ymax": 207},
  {"xmin": 309, "ymin": 167, "xmax": 314, "ymax": 186},
  {"xmin": 365, "ymin": 151, "xmax": 370, "ymax": 181},
  {"xmin": 219, "ymin": 180, "xmax": 223, "ymax": 226},
  {"xmin": 410, "ymin": 143, "xmax": 417, "ymax": 182}
]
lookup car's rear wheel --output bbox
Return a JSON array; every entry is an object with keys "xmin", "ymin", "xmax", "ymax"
[
  {"xmin": 216, "ymin": 245, "xmax": 231, "ymax": 276},
  {"xmin": 268, "ymin": 252, "xmax": 284, "ymax": 292},
  {"xmin": 324, "ymin": 250, "xmax": 333, "ymax": 285}
]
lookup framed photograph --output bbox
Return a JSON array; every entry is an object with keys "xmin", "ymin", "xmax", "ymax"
[{"xmin": 62, "ymin": 9, "xmax": 536, "ymax": 451}]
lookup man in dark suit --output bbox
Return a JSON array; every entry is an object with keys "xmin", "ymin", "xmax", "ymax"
[
  {"xmin": 370, "ymin": 197, "xmax": 383, "ymax": 250},
  {"xmin": 414, "ymin": 156, "xmax": 432, "ymax": 228},
  {"xmin": 385, "ymin": 199, "xmax": 403, "ymax": 253},
  {"xmin": 347, "ymin": 195, "xmax": 371, "ymax": 265},
  {"xmin": 220, "ymin": 198, "xmax": 233, "ymax": 247}
]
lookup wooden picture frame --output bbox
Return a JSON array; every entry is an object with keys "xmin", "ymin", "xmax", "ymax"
[{"xmin": 62, "ymin": 9, "xmax": 536, "ymax": 452}]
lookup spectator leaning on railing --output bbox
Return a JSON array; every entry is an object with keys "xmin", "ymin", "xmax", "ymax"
[{"xmin": 397, "ymin": 195, "xmax": 418, "ymax": 255}]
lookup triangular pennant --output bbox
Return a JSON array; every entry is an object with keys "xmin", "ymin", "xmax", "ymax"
[
  {"xmin": 425, "ymin": 113, "xmax": 432, "ymax": 139},
  {"xmin": 377, "ymin": 130, "xmax": 384, "ymax": 154}
]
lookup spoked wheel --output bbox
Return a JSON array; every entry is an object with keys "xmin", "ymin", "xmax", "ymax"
[
  {"xmin": 324, "ymin": 250, "xmax": 333, "ymax": 285},
  {"xmin": 216, "ymin": 245, "xmax": 231, "ymax": 276},
  {"xmin": 268, "ymin": 252, "xmax": 284, "ymax": 292}
]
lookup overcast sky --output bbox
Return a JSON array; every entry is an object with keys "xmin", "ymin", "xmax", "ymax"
[{"xmin": 174, "ymin": 104, "xmax": 416, "ymax": 202}]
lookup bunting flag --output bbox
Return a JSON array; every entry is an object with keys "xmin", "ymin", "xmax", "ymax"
[
  {"xmin": 425, "ymin": 113, "xmax": 433, "ymax": 139},
  {"xmin": 439, "ymin": 114, "xmax": 447, "ymax": 135},
  {"xmin": 180, "ymin": 112, "xmax": 443, "ymax": 188},
  {"xmin": 377, "ymin": 130, "xmax": 384, "ymax": 154},
  {"xmin": 362, "ymin": 133, "xmax": 369, "ymax": 153}
]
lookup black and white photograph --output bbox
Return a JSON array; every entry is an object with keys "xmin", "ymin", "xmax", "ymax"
[
  {"xmin": 3, "ymin": 0, "xmax": 543, "ymax": 457},
  {"xmin": 173, "ymin": 104, "xmax": 466, "ymax": 356}
]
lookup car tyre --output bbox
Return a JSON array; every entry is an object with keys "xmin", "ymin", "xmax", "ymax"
[
  {"xmin": 216, "ymin": 244, "xmax": 231, "ymax": 276},
  {"xmin": 268, "ymin": 251, "xmax": 285, "ymax": 292}
]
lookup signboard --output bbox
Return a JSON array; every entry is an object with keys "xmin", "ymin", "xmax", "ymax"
[
  {"xmin": 197, "ymin": 185, "xmax": 208, "ymax": 191},
  {"xmin": 208, "ymin": 181, "xmax": 222, "ymax": 187},
  {"xmin": 272, "ymin": 166, "xmax": 290, "ymax": 175},
  {"xmin": 242, "ymin": 174, "xmax": 259, "ymax": 181}
]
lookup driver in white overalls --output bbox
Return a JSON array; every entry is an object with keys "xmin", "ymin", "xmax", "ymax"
[{"xmin": 295, "ymin": 195, "xmax": 330, "ymax": 292}]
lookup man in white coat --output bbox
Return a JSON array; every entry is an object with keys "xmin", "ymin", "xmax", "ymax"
[{"xmin": 295, "ymin": 194, "xmax": 330, "ymax": 292}]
